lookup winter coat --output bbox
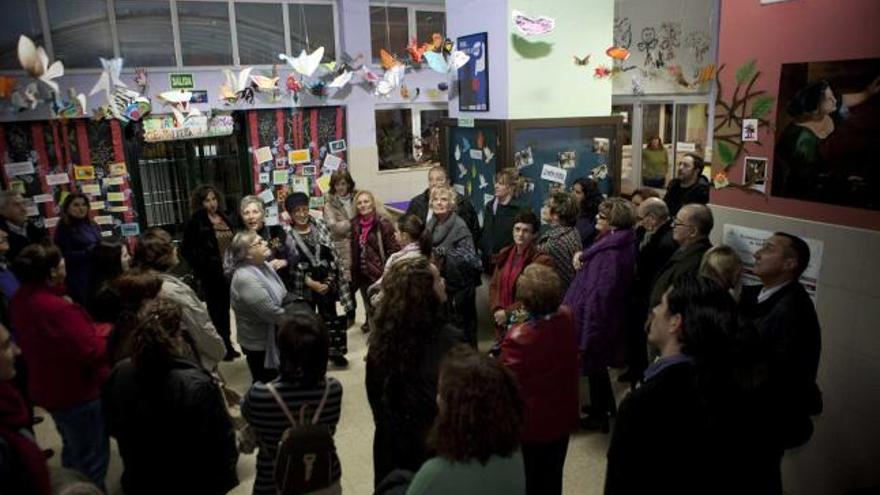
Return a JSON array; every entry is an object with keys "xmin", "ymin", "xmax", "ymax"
[
  {"xmin": 323, "ymin": 193, "xmax": 357, "ymax": 283},
  {"xmin": 488, "ymin": 243, "xmax": 552, "ymax": 313},
  {"xmin": 406, "ymin": 189, "xmax": 481, "ymax": 246},
  {"xmin": 535, "ymin": 225, "xmax": 582, "ymax": 288},
  {"xmin": 157, "ymin": 272, "xmax": 226, "ymax": 370},
  {"xmin": 663, "ymin": 175, "xmax": 710, "ymax": 217},
  {"xmin": 102, "ymin": 357, "xmax": 239, "ymax": 495},
  {"xmin": 480, "ymin": 199, "xmax": 521, "ymax": 272},
  {"xmin": 500, "ymin": 307, "xmax": 580, "ymax": 443},
  {"xmin": 648, "ymin": 238, "xmax": 712, "ymax": 308},
  {"xmin": 0, "ymin": 382, "xmax": 51, "ymax": 495},
  {"xmin": 180, "ymin": 208, "xmax": 235, "ymax": 281},
  {"xmin": 0, "ymin": 216, "xmax": 47, "ymax": 261},
  {"xmin": 350, "ymin": 215, "xmax": 400, "ymax": 289},
  {"xmin": 9, "ymin": 283, "xmax": 109, "ymax": 411},
  {"xmin": 230, "ymin": 264, "xmax": 286, "ymax": 352},
  {"xmin": 54, "ymin": 221, "xmax": 102, "ymax": 305},
  {"xmin": 427, "ymin": 214, "xmax": 482, "ymax": 294},
  {"xmin": 574, "ymin": 214, "xmax": 598, "ymax": 249},
  {"xmin": 562, "ymin": 229, "xmax": 637, "ymax": 374}
]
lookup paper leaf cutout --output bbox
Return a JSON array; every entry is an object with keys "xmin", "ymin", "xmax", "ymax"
[
  {"xmin": 717, "ymin": 141, "xmax": 736, "ymax": 166},
  {"xmin": 735, "ymin": 59, "xmax": 757, "ymax": 85},
  {"xmin": 750, "ymin": 95, "xmax": 775, "ymax": 119}
]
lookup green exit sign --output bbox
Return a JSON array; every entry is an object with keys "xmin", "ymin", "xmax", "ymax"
[{"xmin": 169, "ymin": 73, "xmax": 194, "ymax": 89}]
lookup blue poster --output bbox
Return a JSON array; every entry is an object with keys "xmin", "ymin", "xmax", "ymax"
[{"xmin": 457, "ymin": 32, "xmax": 489, "ymax": 112}]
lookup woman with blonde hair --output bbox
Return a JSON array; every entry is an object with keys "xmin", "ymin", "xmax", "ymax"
[
  {"xmin": 700, "ymin": 245, "xmax": 744, "ymax": 300},
  {"xmin": 350, "ymin": 190, "xmax": 399, "ymax": 332},
  {"xmin": 481, "ymin": 169, "xmax": 522, "ymax": 272}
]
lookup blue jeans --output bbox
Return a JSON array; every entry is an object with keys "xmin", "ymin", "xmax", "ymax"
[{"xmin": 51, "ymin": 398, "xmax": 109, "ymax": 491}]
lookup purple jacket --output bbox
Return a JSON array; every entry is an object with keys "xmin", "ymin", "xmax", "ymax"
[
  {"xmin": 54, "ymin": 221, "xmax": 102, "ymax": 305},
  {"xmin": 562, "ymin": 228, "xmax": 637, "ymax": 374}
]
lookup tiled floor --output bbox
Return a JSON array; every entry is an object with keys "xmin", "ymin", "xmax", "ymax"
[{"xmin": 35, "ymin": 283, "xmax": 625, "ymax": 495}]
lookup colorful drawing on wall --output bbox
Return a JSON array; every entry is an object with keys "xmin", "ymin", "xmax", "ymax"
[
  {"xmin": 743, "ymin": 156, "xmax": 767, "ymax": 193},
  {"xmin": 772, "ymin": 58, "xmax": 880, "ymax": 210},
  {"xmin": 458, "ymin": 32, "xmax": 489, "ymax": 112}
]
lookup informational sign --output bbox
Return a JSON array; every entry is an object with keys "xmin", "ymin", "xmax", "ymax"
[
  {"xmin": 458, "ymin": 117, "xmax": 475, "ymax": 128},
  {"xmin": 169, "ymin": 73, "xmax": 195, "ymax": 89},
  {"xmin": 721, "ymin": 224, "xmax": 823, "ymax": 302},
  {"xmin": 540, "ymin": 164, "xmax": 567, "ymax": 184}
]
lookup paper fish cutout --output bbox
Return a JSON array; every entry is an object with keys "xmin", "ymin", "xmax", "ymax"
[
  {"xmin": 221, "ymin": 67, "xmax": 254, "ymax": 103},
  {"xmin": 17, "ymin": 35, "xmax": 64, "ymax": 93},
  {"xmin": 512, "ymin": 10, "xmax": 555, "ymax": 36},
  {"xmin": 479, "ymin": 174, "xmax": 488, "ymax": 189},
  {"xmin": 0, "ymin": 77, "xmax": 16, "ymax": 99},
  {"xmin": 573, "ymin": 54, "xmax": 591, "ymax": 66},
  {"xmin": 328, "ymin": 71, "xmax": 353, "ymax": 88},
  {"xmin": 605, "ymin": 46, "xmax": 631, "ymax": 61},
  {"xmin": 250, "ymin": 75, "xmax": 279, "ymax": 92},
  {"xmin": 89, "ymin": 57, "xmax": 126, "ymax": 98},
  {"xmin": 594, "ymin": 66, "xmax": 613, "ymax": 79},
  {"xmin": 458, "ymin": 162, "xmax": 467, "ymax": 179},
  {"xmin": 471, "ymin": 164, "xmax": 477, "ymax": 179},
  {"xmin": 321, "ymin": 61, "xmax": 337, "ymax": 73},
  {"xmin": 483, "ymin": 147, "xmax": 494, "ymax": 163},
  {"xmin": 279, "ymin": 47, "xmax": 325, "ymax": 77}
]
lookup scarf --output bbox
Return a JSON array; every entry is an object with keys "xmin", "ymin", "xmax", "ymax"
[
  {"xmin": 358, "ymin": 214, "xmax": 376, "ymax": 246},
  {"xmin": 242, "ymin": 262, "xmax": 287, "ymax": 369},
  {"xmin": 429, "ymin": 214, "xmax": 469, "ymax": 252},
  {"xmin": 498, "ymin": 245, "xmax": 529, "ymax": 308}
]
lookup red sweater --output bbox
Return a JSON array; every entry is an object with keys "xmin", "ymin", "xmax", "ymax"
[
  {"xmin": 500, "ymin": 306, "xmax": 580, "ymax": 443},
  {"xmin": 10, "ymin": 283, "xmax": 109, "ymax": 411}
]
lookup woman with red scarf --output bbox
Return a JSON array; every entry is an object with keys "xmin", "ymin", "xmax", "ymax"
[
  {"xmin": 489, "ymin": 210, "xmax": 553, "ymax": 340},
  {"xmin": 350, "ymin": 190, "xmax": 399, "ymax": 332}
]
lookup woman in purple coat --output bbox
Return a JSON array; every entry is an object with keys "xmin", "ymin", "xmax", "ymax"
[
  {"xmin": 54, "ymin": 193, "xmax": 102, "ymax": 304},
  {"xmin": 562, "ymin": 198, "xmax": 637, "ymax": 432}
]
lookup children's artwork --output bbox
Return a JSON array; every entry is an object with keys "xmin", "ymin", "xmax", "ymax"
[
  {"xmin": 4, "ymin": 161, "xmax": 34, "ymax": 176},
  {"xmin": 258, "ymin": 188, "xmax": 275, "ymax": 203},
  {"xmin": 322, "ymin": 154, "xmax": 342, "ymax": 172},
  {"xmin": 541, "ymin": 164, "xmax": 567, "ymax": 184},
  {"xmin": 558, "ymin": 151, "xmax": 577, "ymax": 169},
  {"xmin": 279, "ymin": 47, "xmax": 325, "ymax": 77},
  {"xmin": 301, "ymin": 165, "xmax": 316, "ymax": 176},
  {"xmin": 592, "ymin": 138, "xmax": 610, "ymax": 154},
  {"xmin": 458, "ymin": 32, "xmax": 489, "ymax": 112},
  {"xmin": 741, "ymin": 119, "xmax": 758, "ymax": 142},
  {"xmin": 94, "ymin": 215, "xmax": 113, "ymax": 225},
  {"xmin": 81, "ymin": 184, "xmax": 101, "ymax": 195},
  {"xmin": 292, "ymin": 176, "xmax": 309, "ymax": 193},
  {"xmin": 74, "ymin": 165, "xmax": 96, "ymax": 181},
  {"xmin": 289, "ymin": 149, "xmax": 311, "ymax": 164},
  {"xmin": 329, "ymin": 140, "xmax": 346, "ymax": 153},
  {"xmin": 103, "ymin": 176, "xmax": 123, "ymax": 187},
  {"xmin": 107, "ymin": 205, "xmax": 129, "ymax": 213},
  {"xmin": 743, "ymin": 156, "xmax": 768, "ymax": 193},
  {"xmin": 273, "ymin": 170, "xmax": 289, "ymax": 185},
  {"xmin": 309, "ymin": 196, "xmax": 325, "ymax": 209},
  {"xmin": 254, "ymin": 146, "xmax": 273, "ymax": 164},
  {"xmin": 109, "ymin": 161, "xmax": 127, "ymax": 176},
  {"xmin": 316, "ymin": 175, "xmax": 332, "ymax": 194},
  {"xmin": 511, "ymin": 10, "xmax": 555, "ymax": 36},
  {"xmin": 469, "ymin": 149, "xmax": 483, "ymax": 160},
  {"xmin": 259, "ymin": 172, "xmax": 270, "ymax": 184},
  {"xmin": 46, "ymin": 173, "xmax": 70, "ymax": 186},
  {"xmin": 515, "ymin": 146, "xmax": 534, "ymax": 169},
  {"xmin": 8, "ymin": 181, "xmax": 25, "ymax": 194},
  {"xmin": 107, "ymin": 192, "xmax": 125, "ymax": 202},
  {"xmin": 90, "ymin": 201, "xmax": 106, "ymax": 210},
  {"xmin": 32, "ymin": 194, "xmax": 53, "ymax": 204},
  {"xmin": 120, "ymin": 223, "xmax": 140, "ymax": 237}
]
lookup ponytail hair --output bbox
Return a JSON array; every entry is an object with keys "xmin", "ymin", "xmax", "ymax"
[{"xmin": 397, "ymin": 214, "xmax": 432, "ymax": 256}]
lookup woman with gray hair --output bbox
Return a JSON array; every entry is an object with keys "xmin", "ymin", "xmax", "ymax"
[
  {"xmin": 228, "ymin": 230, "xmax": 288, "ymax": 384},
  {"xmin": 239, "ymin": 195, "xmax": 296, "ymax": 288}
]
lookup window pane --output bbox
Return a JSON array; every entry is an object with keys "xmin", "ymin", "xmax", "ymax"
[
  {"xmin": 611, "ymin": 104, "xmax": 635, "ymax": 193},
  {"xmin": 376, "ymin": 108, "xmax": 414, "ymax": 170},
  {"xmin": 417, "ymin": 109, "xmax": 448, "ymax": 164},
  {"xmin": 641, "ymin": 103, "xmax": 674, "ymax": 188},
  {"xmin": 46, "ymin": 0, "xmax": 114, "ymax": 69},
  {"xmin": 178, "ymin": 1, "xmax": 232, "ymax": 66},
  {"xmin": 236, "ymin": 2, "xmax": 284, "ymax": 65},
  {"xmin": 115, "ymin": 0, "xmax": 175, "ymax": 67},
  {"xmin": 289, "ymin": 4, "xmax": 335, "ymax": 62},
  {"xmin": 0, "ymin": 1, "xmax": 42, "ymax": 70},
  {"xmin": 415, "ymin": 11, "xmax": 445, "ymax": 43},
  {"xmin": 370, "ymin": 7, "xmax": 407, "ymax": 63}
]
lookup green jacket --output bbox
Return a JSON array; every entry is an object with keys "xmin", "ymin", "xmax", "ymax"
[{"xmin": 406, "ymin": 452, "xmax": 525, "ymax": 495}]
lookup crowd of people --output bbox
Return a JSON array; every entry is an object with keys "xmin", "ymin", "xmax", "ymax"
[{"xmin": 0, "ymin": 153, "xmax": 822, "ymax": 495}]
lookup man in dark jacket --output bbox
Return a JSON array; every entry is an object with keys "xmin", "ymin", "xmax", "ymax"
[
  {"xmin": 405, "ymin": 164, "xmax": 480, "ymax": 243},
  {"xmin": 648, "ymin": 203, "xmax": 713, "ymax": 308},
  {"xmin": 663, "ymin": 153, "xmax": 710, "ymax": 217},
  {"xmin": 621, "ymin": 198, "xmax": 678, "ymax": 383},
  {"xmin": 740, "ymin": 232, "xmax": 822, "ymax": 453},
  {"xmin": 0, "ymin": 191, "xmax": 47, "ymax": 261}
]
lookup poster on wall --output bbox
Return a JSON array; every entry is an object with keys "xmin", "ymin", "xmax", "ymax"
[
  {"xmin": 721, "ymin": 224, "xmax": 823, "ymax": 302},
  {"xmin": 457, "ymin": 32, "xmax": 489, "ymax": 112},
  {"xmin": 773, "ymin": 58, "xmax": 880, "ymax": 210}
]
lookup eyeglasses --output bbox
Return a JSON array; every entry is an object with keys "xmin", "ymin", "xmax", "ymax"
[{"xmin": 672, "ymin": 220, "xmax": 693, "ymax": 229}]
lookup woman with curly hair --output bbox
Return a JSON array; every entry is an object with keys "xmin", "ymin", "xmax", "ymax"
[
  {"xmin": 366, "ymin": 256, "xmax": 463, "ymax": 488},
  {"xmin": 54, "ymin": 192, "xmax": 101, "ymax": 304},
  {"xmin": 406, "ymin": 345, "xmax": 526, "ymax": 495},
  {"xmin": 570, "ymin": 177, "xmax": 603, "ymax": 249}
]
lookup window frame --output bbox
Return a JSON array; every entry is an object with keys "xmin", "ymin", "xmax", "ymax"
[
  {"xmin": 375, "ymin": 102, "xmax": 448, "ymax": 172},
  {"xmin": 368, "ymin": 2, "xmax": 445, "ymax": 65}
]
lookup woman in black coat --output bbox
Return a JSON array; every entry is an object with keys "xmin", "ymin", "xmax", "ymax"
[{"xmin": 181, "ymin": 185, "xmax": 238, "ymax": 360}]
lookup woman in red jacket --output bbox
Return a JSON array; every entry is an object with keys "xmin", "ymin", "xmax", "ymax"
[
  {"xmin": 500, "ymin": 264, "xmax": 579, "ymax": 495},
  {"xmin": 9, "ymin": 243, "xmax": 110, "ymax": 490},
  {"xmin": 350, "ymin": 190, "xmax": 399, "ymax": 333}
]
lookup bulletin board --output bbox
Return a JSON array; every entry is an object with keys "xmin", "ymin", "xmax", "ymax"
[
  {"xmin": 439, "ymin": 118, "xmax": 507, "ymax": 228},
  {"xmin": 0, "ymin": 118, "xmax": 139, "ymax": 238},
  {"xmin": 507, "ymin": 117, "xmax": 623, "ymax": 214},
  {"xmin": 244, "ymin": 106, "xmax": 347, "ymax": 224}
]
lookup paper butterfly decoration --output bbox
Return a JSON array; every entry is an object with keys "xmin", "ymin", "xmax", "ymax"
[
  {"xmin": 17, "ymin": 35, "xmax": 64, "ymax": 93},
  {"xmin": 220, "ymin": 67, "xmax": 254, "ymax": 104},
  {"xmin": 279, "ymin": 47, "xmax": 325, "ymax": 77},
  {"xmin": 250, "ymin": 75, "xmax": 279, "ymax": 92},
  {"xmin": 512, "ymin": 10, "xmax": 556, "ymax": 36},
  {"xmin": 573, "ymin": 54, "xmax": 591, "ymax": 67}
]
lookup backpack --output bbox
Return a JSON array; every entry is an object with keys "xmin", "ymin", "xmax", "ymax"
[{"xmin": 266, "ymin": 381, "xmax": 337, "ymax": 495}]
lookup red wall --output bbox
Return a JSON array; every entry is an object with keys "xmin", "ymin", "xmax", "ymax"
[{"xmin": 712, "ymin": 0, "xmax": 880, "ymax": 230}]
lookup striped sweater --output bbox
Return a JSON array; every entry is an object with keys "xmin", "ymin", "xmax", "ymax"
[{"xmin": 242, "ymin": 377, "xmax": 343, "ymax": 495}]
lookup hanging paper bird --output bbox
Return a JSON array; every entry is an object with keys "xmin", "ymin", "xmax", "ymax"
[
  {"xmin": 483, "ymin": 147, "xmax": 495, "ymax": 163},
  {"xmin": 279, "ymin": 47, "xmax": 325, "ymax": 77},
  {"xmin": 158, "ymin": 90, "xmax": 200, "ymax": 127},
  {"xmin": 605, "ymin": 46, "xmax": 631, "ymax": 61},
  {"xmin": 406, "ymin": 37, "xmax": 429, "ymax": 64},
  {"xmin": 454, "ymin": 144, "xmax": 461, "ymax": 161},
  {"xmin": 89, "ymin": 57, "xmax": 126, "ymax": 98},
  {"xmin": 328, "ymin": 71, "xmax": 353, "ymax": 89},
  {"xmin": 379, "ymin": 49, "xmax": 403, "ymax": 70},
  {"xmin": 0, "ymin": 77, "xmax": 16, "ymax": 100},
  {"xmin": 512, "ymin": 10, "xmax": 556, "ymax": 36},
  {"xmin": 457, "ymin": 162, "xmax": 467, "ymax": 179},
  {"xmin": 220, "ymin": 67, "xmax": 254, "ymax": 104},
  {"xmin": 17, "ymin": 35, "xmax": 64, "ymax": 93},
  {"xmin": 250, "ymin": 75, "xmax": 279, "ymax": 93},
  {"xmin": 479, "ymin": 174, "xmax": 489, "ymax": 189},
  {"xmin": 573, "ymin": 54, "xmax": 591, "ymax": 66},
  {"xmin": 375, "ymin": 65, "xmax": 405, "ymax": 97}
]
